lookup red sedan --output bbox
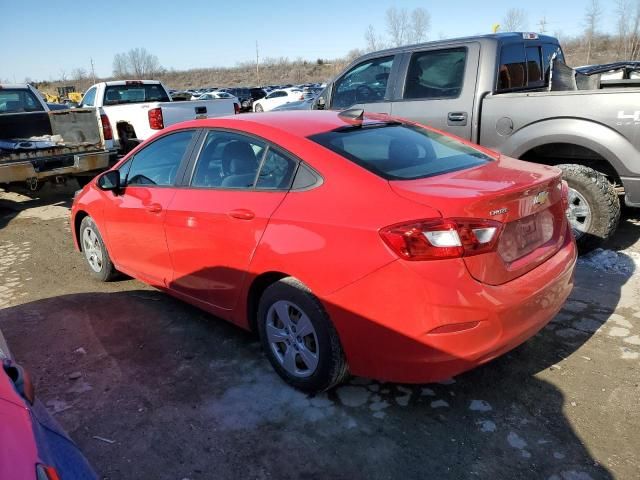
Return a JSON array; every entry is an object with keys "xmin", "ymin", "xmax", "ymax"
[{"xmin": 71, "ymin": 110, "xmax": 576, "ymax": 392}]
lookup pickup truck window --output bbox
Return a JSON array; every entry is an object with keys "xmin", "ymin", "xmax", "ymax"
[
  {"xmin": 104, "ymin": 84, "xmax": 170, "ymax": 105},
  {"xmin": 332, "ymin": 56, "xmax": 394, "ymax": 109},
  {"xmin": 497, "ymin": 44, "xmax": 527, "ymax": 90},
  {"xmin": 81, "ymin": 87, "xmax": 97, "ymax": 107},
  {"xmin": 126, "ymin": 130, "xmax": 194, "ymax": 186},
  {"xmin": 0, "ymin": 89, "xmax": 45, "ymax": 113},
  {"xmin": 404, "ymin": 48, "xmax": 466, "ymax": 100},
  {"xmin": 309, "ymin": 123, "xmax": 490, "ymax": 180}
]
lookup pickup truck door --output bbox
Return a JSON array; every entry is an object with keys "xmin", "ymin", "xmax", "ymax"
[
  {"xmin": 390, "ymin": 43, "xmax": 480, "ymax": 140},
  {"xmin": 326, "ymin": 54, "xmax": 401, "ymax": 115}
]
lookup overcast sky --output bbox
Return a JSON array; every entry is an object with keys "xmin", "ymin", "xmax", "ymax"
[{"xmin": 1, "ymin": 0, "xmax": 619, "ymax": 82}]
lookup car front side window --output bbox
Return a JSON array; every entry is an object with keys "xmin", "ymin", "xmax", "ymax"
[
  {"xmin": 126, "ymin": 130, "xmax": 195, "ymax": 187},
  {"xmin": 332, "ymin": 56, "xmax": 394, "ymax": 109}
]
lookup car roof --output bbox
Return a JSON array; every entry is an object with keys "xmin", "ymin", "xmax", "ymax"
[{"xmin": 166, "ymin": 110, "xmax": 386, "ymax": 138}]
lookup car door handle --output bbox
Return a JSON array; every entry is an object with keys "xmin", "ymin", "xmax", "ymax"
[
  {"xmin": 146, "ymin": 203, "xmax": 162, "ymax": 214},
  {"xmin": 447, "ymin": 112, "xmax": 468, "ymax": 125},
  {"xmin": 228, "ymin": 209, "xmax": 255, "ymax": 220}
]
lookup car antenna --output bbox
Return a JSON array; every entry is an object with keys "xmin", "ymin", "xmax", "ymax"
[{"xmin": 338, "ymin": 108, "xmax": 365, "ymax": 121}]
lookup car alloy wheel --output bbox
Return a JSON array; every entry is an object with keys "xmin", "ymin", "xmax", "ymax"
[{"xmin": 82, "ymin": 226, "xmax": 104, "ymax": 273}]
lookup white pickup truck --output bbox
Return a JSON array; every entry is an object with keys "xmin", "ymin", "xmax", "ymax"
[{"xmin": 79, "ymin": 80, "xmax": 238, "ymax": 154}]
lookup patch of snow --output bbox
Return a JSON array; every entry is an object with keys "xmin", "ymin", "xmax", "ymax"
[{"xmin": 577, "ymin": 248, "xmax": 640, "ymax": 275}]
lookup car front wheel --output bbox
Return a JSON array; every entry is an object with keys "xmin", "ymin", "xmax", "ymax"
[{"xmin": 257, "ymin": 278, "xmax": 348, "ymax": 392}]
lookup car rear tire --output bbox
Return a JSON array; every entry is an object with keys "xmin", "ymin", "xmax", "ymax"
[
  {"xmin": 79, "ymin": 216, "xmax": 117, "ymax": 282},
  {"xmin": 558, "ymin": 164, "xmax": 620, "ymax": 253},
  {"xmin": 257, "ymin": 278, "xmax": 348, "ymax": 392},
  {"xmin": 254, "ymin": 103, "xmax": 263, "ymax": 112}
]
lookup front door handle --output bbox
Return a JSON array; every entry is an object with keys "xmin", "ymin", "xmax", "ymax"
[
  {"xmin": 228, "ymin": 209, "xmax": 255, "ymax": 220},
  {"xmin": 146, "ymin": 203, "xmax": 162, "ymax": 214},
  {"xmin": 447, "ymin": 112, "xmax": 468, "ymax": 126}
]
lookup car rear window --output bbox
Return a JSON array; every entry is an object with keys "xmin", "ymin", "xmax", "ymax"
[
  {"xmin": 309, "ymin": 123, "xmax": 492, "ymax": 180},
  {"xmin": 104, "ymin": 84, "xmax": 170, "ymax": 105},
  {"xmin": 0, "ymin": 89, "xmax": 45, "ymax": 113}
]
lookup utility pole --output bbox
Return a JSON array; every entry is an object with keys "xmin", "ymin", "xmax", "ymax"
[
  {"xmin": 90, "ymin": 57, "xmax": 96, "ymax": 84},
  {"xmin": 255, "ymin": 40, "xmax": 260, "ymax": 86},
  {"xmin": 538, "ymin": 16, "xmax": 547, "ymax": 33}
]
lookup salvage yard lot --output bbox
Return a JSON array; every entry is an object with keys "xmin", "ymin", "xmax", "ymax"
[{"xmin": 1, "ymin": 184, "xmax": 639, "ymax": 480}]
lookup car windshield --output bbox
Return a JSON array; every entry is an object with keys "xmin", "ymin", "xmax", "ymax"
[
  {"xmin": 309, "ymin": 123, "xmax": 492, "ymax": 180},
  {"xmin": 103, "ymin": 84, "xmax": 170, "ymax": 105}
]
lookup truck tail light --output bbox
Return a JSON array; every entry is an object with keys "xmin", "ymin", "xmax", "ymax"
[
  {"xmin": 100, "ymin": 114, "xmax": 113, "ymax": 140},
  {"xmin": 148, "ymin": 108, "xmax": 164, "ymax": 130},
  {"xmin": 36, "ymin": 464, "xmax": 61, "ymax": 480},
  {"xmin": 380, "ymin": 218, "xmax": 502, "ymax": 261}
]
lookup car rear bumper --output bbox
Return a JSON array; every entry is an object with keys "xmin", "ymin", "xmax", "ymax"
[{"xmin": 323, "ymin": 225, "xmax": 577, "ymax": 384}]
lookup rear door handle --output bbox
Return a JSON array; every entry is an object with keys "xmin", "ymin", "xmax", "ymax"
[
  {"xmin": 228, "ymin": 209, "xmax": 255, "ymax": 220},
  {"xmin": 146, "ymin": 203, "xmax": 162, "ymax": 214},
  {"xmin": 447, "ymin": 112, "xmax": 468, "ymax": 125}
]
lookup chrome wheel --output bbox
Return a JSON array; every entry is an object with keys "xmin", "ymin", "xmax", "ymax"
[
  {"xmin": 566, "ymin": 187, "xmax": 592, "ymax": 239},
  {"xmin": 265, "ymin": 300, "xmax": 319, "ymax": 378},
  {"xmin": 82, "ymin": 227, "xmax": 104, "ymax": 273}
]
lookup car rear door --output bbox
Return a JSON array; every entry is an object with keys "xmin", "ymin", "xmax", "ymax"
[
  {"xmin": 101, "ymin": 129, "xmax": 198, "ymax": 286},
  {"xmin": 164, "ymin": 129, "xmax": 298, "ymax": 311},
  {"xmin": 390, "ymin": 42, "xmax": 480, "ymax": 140}
]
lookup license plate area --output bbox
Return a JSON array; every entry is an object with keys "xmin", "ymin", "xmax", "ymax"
[{"xmin": 498, "ymin": 209, "xmax": 556, "ymax": 263}]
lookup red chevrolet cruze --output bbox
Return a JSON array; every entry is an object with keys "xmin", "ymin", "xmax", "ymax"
[{"xmin": 71, "ymin": 110, "xmax": 576, "ymax": 392}]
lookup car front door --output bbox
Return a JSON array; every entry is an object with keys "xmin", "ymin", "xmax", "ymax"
[
  {"xmin": 164, "ymin": 129, "xmax": 297, "ymax": 311},
  {"xmin": 327, "ymin": 55, "xmax": 397, "ymax": 115},
  {"xmin": 102, "ymin": 129, "xmax": 197, "ymax": 286},
  {"xmin": 390, "ymin": 43, "xmax": 479, "ymax": 140}
]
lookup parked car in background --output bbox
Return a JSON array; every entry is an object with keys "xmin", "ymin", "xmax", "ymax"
[
  {"xmin": 253, "ymin": 88, "xmax": 304, "ymax": 112},
  {"xmin": 79, "ymin": 80, "xmax": 237, "ymax": 154},
  {"xmin": 0, "ymin": 84, "xmax": 115, "ymax": 192},
  {"xmin": 0, "ymin": 327, "xmax": 97, "ymax": 479},
  {"xmin": 71, "ymin": 110, "xmax": 576, "ymax": 393},
  {"xmin": 250, "ymin": 87, "xmax": 267, "ymax": 102},
  {"xmin": 271, "ymin": 98, "xmax": 315, "ymax": 111},
  {"xmin": 312, "ymin": 32, "xmax": 640, "ymax": 252}
]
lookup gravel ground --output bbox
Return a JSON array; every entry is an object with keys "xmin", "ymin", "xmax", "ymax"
[{"xmin": 0, "ymin": 183, "xmax": 639, "ymax": 480}]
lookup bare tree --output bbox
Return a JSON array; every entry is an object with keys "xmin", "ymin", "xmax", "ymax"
[
  {"xmin": 386, "ymin": 6, "xmax": 409, "ymax": 47},
  {"xmin": 407, "ymin": 7, "xmax": 431, "ymax": 43},
  {"xmin": 615, "ymin": 0, "xmax": 640, "ymax": 59},
  {"xmin": 365, "ymin": 24, "xmax": 381, "ymax": 52},
  {"xmin": 72, "ymin": 68, "xmax": 87, "ymax": 81},
  {"xmin": 112, "ymin": 48, "xmax": 163, "ymax": 79},
  {"xmin": 502, "ymin": 8, "xmax": 528, "ymax": 32},
  {"xmin": 584, "ymin": 0, "xmax": 602, "ymax": 63}
]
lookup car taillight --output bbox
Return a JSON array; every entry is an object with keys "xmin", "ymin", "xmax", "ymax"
[
  {"xmin": 36, "ymin": 464, "xmax": 61, "ymax": 480},
  {"xmin": 100, "ymin": 114, "xmax": 113, "ymax": 140},
  {"xmin": 148, "ymin": 108, "xmax": 164, "ymax": 129},
  {"xmin": 380, "ymin": 218, "xmax": 502, "ymax": 261},
  {"xmin": 234, "ymin": 102, "xmax": 240, "ymax": 114},
  {"xmin": 560, "ymin": 179, "xmax": 570, "ymax": 211}
]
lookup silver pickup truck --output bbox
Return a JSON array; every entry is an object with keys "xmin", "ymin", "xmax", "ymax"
[
  {"xmin": 313, "ymin": 33, "xmax": 640, "ymax": 252},
  {"xmin": 0, "ymin": 84, "xmax": 115, "ymax": 192}
]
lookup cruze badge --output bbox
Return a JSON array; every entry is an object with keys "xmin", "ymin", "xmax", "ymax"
[
  {"xmin": 490, "ymin": 208, "xmax": 508, "ymax": 216},
  {"xmin": 533, "ymin": 191, "xmax": 549, "ymax": 206}
]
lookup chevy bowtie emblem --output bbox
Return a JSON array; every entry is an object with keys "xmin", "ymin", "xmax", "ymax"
[{"xmin": 533, "ymin": 191, "xmax": 549, "ymax": 205}]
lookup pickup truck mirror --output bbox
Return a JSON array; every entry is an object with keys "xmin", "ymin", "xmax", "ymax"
[{"xmin": 97, "ymin": 170, "xmax": 121, "ymax": 193}]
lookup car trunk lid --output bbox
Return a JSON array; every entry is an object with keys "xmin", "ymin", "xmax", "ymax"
[{"xmin": 389, "ymin": 156, "xmax": 569, "ymax": 285}]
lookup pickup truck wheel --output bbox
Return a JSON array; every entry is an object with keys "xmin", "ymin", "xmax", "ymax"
[
  {"xmin": 558, "ymin": 164, "xmax": 620, "ymax": 253},
  {"xmin": 257, "ymin": 278, "xmax": 348, "ymax": 393},
  {"xmin": 79, "ymin": 216, "xmax": 117, "ymax": 282}
]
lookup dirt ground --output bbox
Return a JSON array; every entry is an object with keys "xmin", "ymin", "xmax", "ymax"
[{"xmin": 0, "ymin": 183, "xmax": 639, "ymax": 480}]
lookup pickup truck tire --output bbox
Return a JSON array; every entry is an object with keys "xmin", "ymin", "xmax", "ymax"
[
  {"xmin": 558, "ymin": 164, "xmax": 620, "ymax": 253},
  {"xmin": 257, "ymin": 277, "xmax": 348, "ymax": 393},
  {"xmin": 79, "ymin": 216, "xmax": 117, "ymax": 282}
]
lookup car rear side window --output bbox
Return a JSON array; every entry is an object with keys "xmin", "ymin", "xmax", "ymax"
[
  {"xmin": 255, "ymin": 148, "xmax": 297, "ymax": 190},
  {"xmin": 309, "ymin": 123, "xmax": 491, "ymax": 180},
  {"xmin": 126, "ymin": 130, "xmax": 195, "ymax": 186},
  {"xmin": 404, "ymin": 48, "xmax": 466, "ymax": 99}
]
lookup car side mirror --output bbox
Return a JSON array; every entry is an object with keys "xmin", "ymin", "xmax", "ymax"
[
  {"xmin": 97, "ymin": 170, "xmax": 121, "ymax": 193},
  {"xmin": 316, "ymin": 96, "xmax": 326, "ymax": 110}
]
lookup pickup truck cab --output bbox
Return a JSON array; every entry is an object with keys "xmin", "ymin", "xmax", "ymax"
[
  {"xmin": 0, "ymin": 84, "xmax": 115, "ymax": 191},
  {"xmin": 79, "ymin": 80, "xmax": 238, "ymax": 154},
  {"xmin": 315, "ymin": 33, "xmax": 640, "ymax": 251}
]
